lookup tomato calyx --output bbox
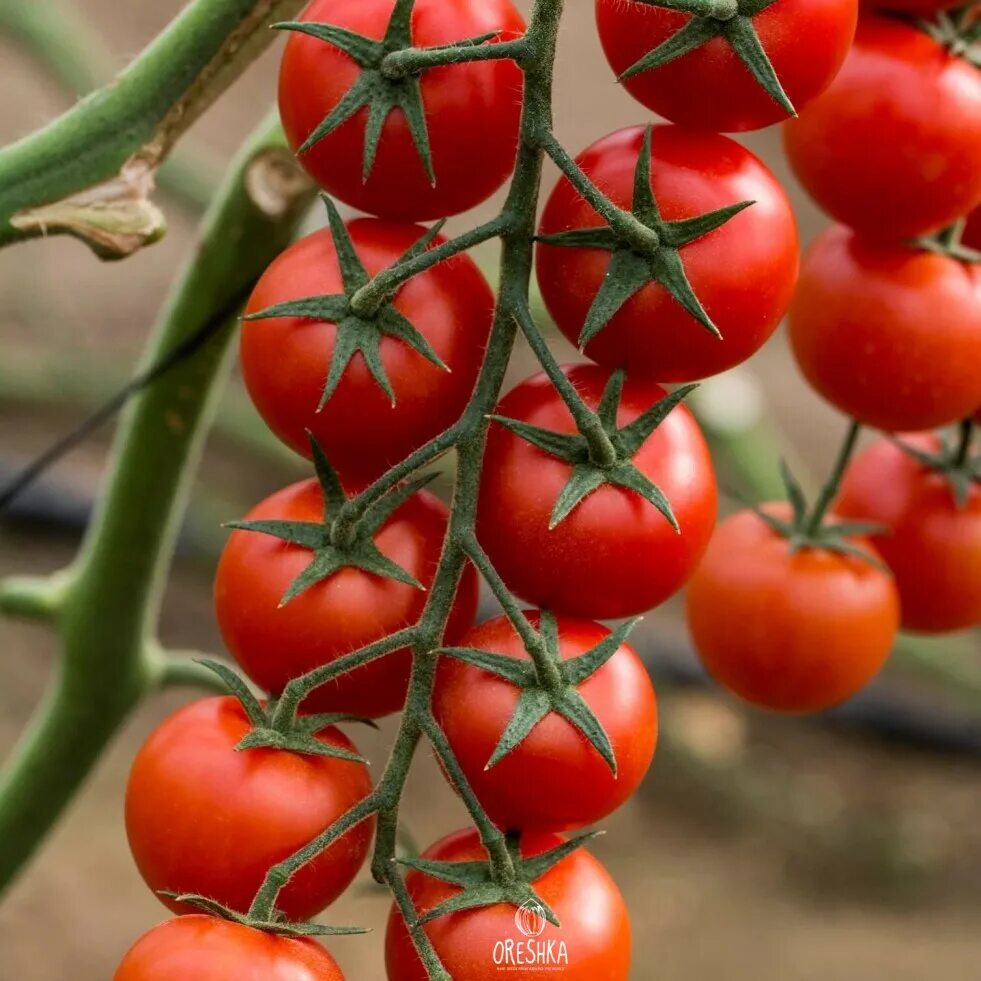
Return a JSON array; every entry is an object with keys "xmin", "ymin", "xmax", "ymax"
[
  {"xmin": 440, "ymin": 611, "xmax": 641, "ymax": 773},
  {"xmin": 909, "ymin": 219, "xmax": 981, "ymax": 265},
  {"xmin": 915, "ymin": 4, "xmax": 981, "ymax": 65},
  {"xmin": 891, "ymin": 419, "xmax": 980, "ymax": 508},
  {"xmin": 156, "ymin": 891, "xmax": 366, "ymax": 940},
  {"xmin": 275, "ymin": 0, "xmax": 524, "ymax": 182},
  {"xmin": 227, "ymin": 434, "xmax": 435, "ymax": 600},
  {"xmin": 402, "ymin": 830, "xmax": 599, "ymax": 925},
  {"xmin": 755, "ymin": 423, "xmax": 888, "ymax": 566},
  {"xmin": 490, "ymin": 368, "xmax": 697, "ymax": 529},
  {"xmin": 245, "ymin": 195, "xmax": 448, "ymax": 407},
  {"xmin": 198, "ymin": 659, "xmax": 376, "ymax": 761},
  {"xmin": 618, "ymin": 0, "xmax": 795, "ymax": 115},
  {"xmin": 538, "ymin": 127, "xmax": 753, "ymax": 348}
]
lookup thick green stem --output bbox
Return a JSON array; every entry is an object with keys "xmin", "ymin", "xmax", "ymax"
[
  {"xmin": 0, "ymin": 0, "xmax": 304, "ymax": 255},
  {"xmin": 0, "ymin": 0, "xmax": 222, "ymax": 213},
  {"xmin": 0, "ymin": 118, "xmax": 315, "ymax": 896}
]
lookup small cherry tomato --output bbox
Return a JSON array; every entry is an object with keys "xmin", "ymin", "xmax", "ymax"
[
  {"xmin": 784, "ymin": 16, "xmax": 981, "ymax": 239},
  {"xmin": 279, "ymin": 0, "xmax": 525, "ymax": 220},
  {"xmin": 536, "ymin": 125, "xmax": 799, "ymax": 382},
  {"xmin": 215, "ymin": 482, "xmax": 478, "ymax": 717},
  {"xmin": 242, "ymin": 219, "xmax": 493, "ymax": 489},
  {"xmin": 686, "ymin": 505, "xmax": 900, "ymax": 712},
  {"xmin": 114, "ymin": 916, "xmax": 344, "ymax": 980},
  {"xmin": 476, "ymin": 365, "xmax": 718, "ymax": 619},
  {"xmin": 789, "ymin": 225, "xmax": 981, "ymax": 432},
  {"xmin": 837, "ymin": 435, "xmax": 981, "ymax": 633},
  {"xmin": 385, "ymin": 829, "xmax": 632, "ymax": 980},
  {"xmin": 596, "ymin": 0, "xmax": 857, "ymax": 132},
  {"xmin": 125, "ymin": 697, "xmax": 373, "ymax": 920},
  {"xmin": 433, "ymin": 613, "xmax": 657, "ymax": 831}
]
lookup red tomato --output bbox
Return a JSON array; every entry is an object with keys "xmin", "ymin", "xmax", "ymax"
[
  {"xmin": 965, "ymin": 207, "xmax": 981, "ymax": 249},
  {"xmin": 114, "ymin": 916, "xmax": 344, "ymax": 980},
  {"xmin": 279, "ymin": 0, "xmax": 525, "ymax": 220},
  {"xmin": 215, "ymin": 482, "xmax": 478, "ymax": 717},
  {"xmin": 784, "ymin": 17, "xmax": 981, "ymax": 239},
  {"xmin": 789, "ymin": 225, "xmax": 981, "ymax": 432},
  {"xmin": 242, "ymin": 220, "xmax": 493, "ymax": 489},
  {"xmin": 385, "ymin": 829, "xmax": 632, "ymax": 980},
  {"xmin": 837, "ymin": 435, "xmax": 981, "ymax": 633},
  {"xmin": 595, "ymin": 0, "xmax": 857, "ymax": 132},
  {"xmin": 536, "ymin": 126, "xmax": 799, "ymax": 382},
  {"xmin": 433, "ymin": 613, "xmax": 657, "ymax": 831},
  {"xmin": 476, "ymin": 365, "xmax": 718, "ymax": 619},
  {"xmin": 125, "ymin": 697, "xmax": 373, "ymax": 920},
  {"xmin": 686, "ymin": 505, "xmax": 900, "ymax": 712}
]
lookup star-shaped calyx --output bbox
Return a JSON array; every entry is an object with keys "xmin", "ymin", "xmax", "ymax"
[
  {"xmin": 245, "ymin": 195, "xmax": 447, "ymax": 408},
  {"xmin": 492, "ymin": 370, "xmax": 698, "ymax": 529},
  {"xmin": 623, "ymin": 0, "xmax": 795, "ymax": 115},
  {"xmin": 440, "ymin": 612, "xmax": 640, "ymax": 772},
  {"xmin": 403, "ymin": 831, "xmax": 601, "ymax": 925},
  {"xmin": 892, "ymin": 422, "xmax": 980, "ymax": 509},
  {"xmin": 227, "ymin": 434, "xmax": 433, "ymax": 604},
  {"xmin": 539, "ymin": 126, "xmax": 753, "ymax": 348},
  {"xmin": 276, "ymin": 0, "xmax": 502, "ymax": 180},
  {"xmin": 198, "ymin": 658, "xmax": 376, "ymax": 761}
]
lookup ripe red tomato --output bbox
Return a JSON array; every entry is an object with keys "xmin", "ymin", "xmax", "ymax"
[
  {"xmin": 114, "ymin": 916, "xmax": 344, "ymax": 980},
  {"xmin": 476, "ymin": 365, "xmax": 718, "ymax": 619},
  {"xmin": 536, "ymin": 126, "xmax": 799, "ymax": 382},
  {"xmin": 279, "ymin": 0, "xmax": 525, "ymax": 220},
  {"xmin": 385, "ymin": 829, "xmax": 632, "ymax": 980},
  {"xmin": 433, "ymin": 613, "xmax": 657, "ymax": 831},
  {"xmin": 125, "ymin": 697, "xmax": 373, "ymax": 920},
  {"xmin": 215, "ymin": 482, "xmax": 478, "ymax": 717},
  {"xmin": 686, "ymin": 505, "xmax": 900, "ymax": 713},
  {"xmin": 595, "ymin": 0, "xmax": 857, "ymax": 132},
  {"xmin": 789, "ymin": 225, "xmax": 981, "ymax": 432},
  {"xmin": 837, "ymin": 435, "xmax": 981, "ymax": 633},
  {"xmin": 242, "ymin": 220, "xmax": 493, "ymax": 489},
  {"xmin": 784, "ymin": 16, "xmax": 981, "ymax": 239}
]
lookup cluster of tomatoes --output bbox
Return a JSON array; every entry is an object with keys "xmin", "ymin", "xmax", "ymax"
[{"xmin": 114, "ymin": 0, "xmax": 979, "ymax": 978}]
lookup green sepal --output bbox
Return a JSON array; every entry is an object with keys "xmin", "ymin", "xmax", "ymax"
[
  {"xmin": 400, "ymin": 833, "xmax": 600, "ymax": 928},
  {"xmin": 159, "ymin": 893, "xmax": 367, "ymax": 937},
  {"xmin": 196, "ymin": 659, "xmax": 265, "ymax": 726},
  {"xmin": 245, "ymin": 197, "xmax": 447, "ymax": 410},
  {"xmin": 274, "ymin": 0, "xmax": 436, "ymax": 181},
  {"xmin": 236, "ymin": 728, "xmax": 367, "ymax": 764},
  {"xmin": 890, "ymin": 430, "xmax": 980, "ymax": 510},
  {"xmin": 437, "ymin": 647, "xmax": 536, "ymax": 687},
  {"xmin": 485, "ymin": 688, "xmax": 551, "ymax": 768},
  {"xmin": 540, "ymin": 126, "xmax": 751, "ymax": 347},
  {"xmin": 621, "ymin": 1, "xmax": 794, "ymax": 116},
  {"xmin": 226, "ymin": 436, "xmax": 433, "ymax": 603}
]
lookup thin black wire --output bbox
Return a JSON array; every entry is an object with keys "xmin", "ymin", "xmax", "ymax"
[{"xmin": 0, "ymin": 285, "xmax": 253, "ymax": 516}]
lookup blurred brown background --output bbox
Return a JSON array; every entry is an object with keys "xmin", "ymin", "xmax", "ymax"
[{"xmin": 1, "ymin": 1, "xmax": 979, "ymax": 978}]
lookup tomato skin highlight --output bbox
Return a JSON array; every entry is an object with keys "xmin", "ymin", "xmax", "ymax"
[
  {"xmin": 837, "ymin": 435, "xmax": 981, "ymax": 633},
  {"xmin": 784, "ymin": 16, "xmax": 981, "ymax": 239},
  {"xmin": 242, "ymin": 219, "xmax": 493, "ymax": 489},
  {"xmin": 125, "ymin": 697, "xmax": 373, "ymax": 921},
  {"xmin": 595, "ymin": 0, "xmax": 857, "ymax": 132},
  {"xmin": 279, "ymin": 0, "xmax": 525, "ymax": 221},
  {"xmin": 476, "ymin": 365, "xmax": 718, "ymax": 620},
  {"xmin": 385, "ymin": 829, "xmax": 632, "ymax": 980},
  {"xmin": 789, "ymin": 225, "xmax": 981, "ymax": 432},
  {"xmin": 214, "ymin": 483, "xmax": 478, "ymax": 717},
  {"xmin": 536, "ymin": 125, "xmax": 799, "ymax": 383},
  {"xmin": 686, "ymin": 505, "xmax": 900, "ymax": 713},
  {"xmin": 433, "ymin": 613, "xmax": 657, "ymax": 832},
  {"xmin": 114, "ymin": 915, "xmax": 345, "ymax": 980}
]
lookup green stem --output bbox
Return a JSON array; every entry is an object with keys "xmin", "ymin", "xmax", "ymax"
[
  {"xmin": 0, "ymin": 117, "xmax": 315, "ymax": 896},
  {"xmin": 952, "ymin": 418, "xmax": 974, "ymax": 469},
  {"xmin": 381, "ymin": 37, "xmax": 530, "ymax": 78},
  {"xmin": 805, "ymin": 420, "xmax": 861, "ymax": 536},
  {"xmin": 0, "ymin": 0, "xmax": 222, "ymax": 214},
  {"xmin": 633, "ymin": 0, "xmax": 740, "ymax": 17},
  {"xmin": 0, "ymin": 0, "xmax": 305, "ymax": 255}
]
